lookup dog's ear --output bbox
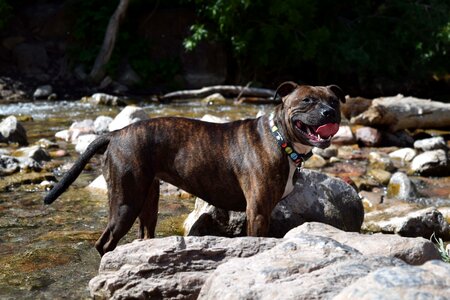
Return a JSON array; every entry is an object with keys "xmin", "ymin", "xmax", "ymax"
[
  {"xmin": 274, "ymin": 81, "xmax": 298, "ymax": 101},
  {"xmin": 327, "ymin": 85, "xmax": 346, "ymax": 103}
]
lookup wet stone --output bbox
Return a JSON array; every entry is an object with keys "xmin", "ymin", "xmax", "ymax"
[
  {"xmin": 33, "ymin": 84, "xmax": 53, "ymax": 100},
  {"xmin": 108, "ymin": 105, "xmax": 149, "ymax": 131},
  {"xmin": 386, "ymin": 172, "xmax": 418, "ymax": 200},
  {"xmin": 303, "ymin": 154, "xmax": 327, "ymax": 168},
  {"xmin": 0, "ymin": 172, "xmax": 56, "ymax": 191},
  {"xmin": 0, "ymin": 115, "xmax": 28, "ymax": 146},
  {"xmin": 331, "ymin": 125, "xmax": 356, "ymax": 145},
  {"xmin": 414, "ymin": 136, "xmax": 447, "ymax": 151},
  {"xmin": 410, "ymin": 149, "xmax": 450, "ymax": 176},
  {"xmin": 75, "ymin": 134, "xmax": 98, "ymax": 154},
  {"xmin": 15, "ymin": 145, "xmax": 51, "ymax": 163},
  {"xmin": 312, "ymin": 145, "xmax": 338, "ymax": 159},
  {"xmin": 368, "ymin": 152, "xmax": 396, "ymax": 172},
  {"xmin": 363, "ymin": 203, "xmax": 450, "ymax": 240},
  {"xmin": 356, "ymin": 127, "xmax": 382, "ymax": 147},
  {"xmin": 367, "ymin": 169, "xmax": 392, "ymax": 185},
  {"xmin": 94, "ymin": 116, "xmax": 113, "ymax": 134},
  {"xmin": 389, "ymin": 147, "xmax": 417, "ymax": 162},
  {"xmin": 82, "ymin": 93, "xmax": 125, "ymax": 106}
]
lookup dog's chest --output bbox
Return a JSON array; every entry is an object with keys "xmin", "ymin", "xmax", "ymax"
[{"xmin": 281, "ymin": 160, "xmax": 297, "ymax": 198}]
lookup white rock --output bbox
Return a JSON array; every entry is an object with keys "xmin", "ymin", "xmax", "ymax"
[
  {"xmin": 414, "ymin": 136, "xmax": 447, "ymax": 151},
  {"xmin": 331, "ymin": 125, "xmax": 356, "ymax": 145},
  {"xmin": 87, "ymin": 175, "xmax": 107, "ymax": 193},
  {"xmin": 94, "ymin": 116, "xmax": 113, "ymax": 133},
  {"xmin": 200, "ymin": 114, "xmax": 228, "ymax": 123},
  {"xmin": 108, "ymin": 106, "xmax": 149, "ymax": 131},
  {"xmin": 386, "ymin": 172, "xmax": 417, "ymax": 200},
  {"xmin": 55, "ymin": 129, "xmax": 70, "ymax": 141},
  {"xmin": 33, "ymin": 84, "xmax": 53, "ymax": 99},
  {"xmin": 410, "ymin": 149, "xmax": 449, "ymax": 176},
  {"xmin": 75, "ymin": 134, "xmax": 98, "ymax": 154},
  {"xmin": 389, "ymin": 147, "xmax": 417, "ymax": 162}
]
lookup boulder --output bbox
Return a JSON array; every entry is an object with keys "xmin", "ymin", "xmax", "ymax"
[
  {"xmin": 270, "ymin": 169, "xmax": 364, "ymax": 236},
  {"xmin": 414, "ymin": 136, "xmax": 447, "ymax": 151},
  {"xmin": 89, "ymin": 223, "xmax": 447, "ymax": 299},
  {"xmin": 198, "ymin": 235, "xmax": 403, "ymax": 300},
  {"xmin": 184, "ymin": 198, "xmax": 246, "ymax": 237},
  {"xmin": 363, "ymin": 203, "xmax": 450, "ymax": 240},
  {"xmin": 89, "ymin": 236, "xmax": 281, "ymax": 299},
  {"xmin": 410, "ymin": 149, "xmax": 450, "ymax": 176},
  {"xmin": 334, "ymin": 260, "xmax": 450, "ymax": 300},
  {"xmin": 108, "ymin": 106, "xmax": 149, "ymax": 131},
  {"xmin": 0, "ymin": 116, "xmax": 28, "ymax": 146},
  {"xmin": 184, "ymin": 169, "xmax": 364, "ymax": 238},
  {"xmin": 285, "ymin": 222, "xmax": 440, "ymax": 265}
]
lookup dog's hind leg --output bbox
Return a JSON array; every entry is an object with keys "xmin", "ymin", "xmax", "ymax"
[
  {"xmin": 138, "ymin": 179, "xmax": 160, "ymax": 239},
  {"xmin": 95, "ymin": 166, "xmax": 153, "ymax": 256}
]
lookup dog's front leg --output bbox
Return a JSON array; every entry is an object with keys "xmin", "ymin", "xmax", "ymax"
[{"xmin": 246, "ymin": 201, "xmax": 270, "ymax": 237}]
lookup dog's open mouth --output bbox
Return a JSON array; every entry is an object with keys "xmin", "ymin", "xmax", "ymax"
[{"xmin": 294, "ymin": 120, "xmax": 339, "ymax": 142}]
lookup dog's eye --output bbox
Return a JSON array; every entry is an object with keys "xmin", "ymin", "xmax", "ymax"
[{"xmin": 302, "ymin": 98, "xmax": 313, "ymax": 104}]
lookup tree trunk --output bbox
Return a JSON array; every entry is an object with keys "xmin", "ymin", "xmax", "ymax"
[
  {"xmin": 89, "ymin": 0, "xmax": 131, "ymax": 83},
  {"xmin": 350, "ymin": 94, "xmax": 450, "ymax": 131}
]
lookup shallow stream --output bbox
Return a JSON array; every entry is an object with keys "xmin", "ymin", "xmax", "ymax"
[{"xmin": 0, "ymin": 100, "xmax": 270, "ymax": 299}]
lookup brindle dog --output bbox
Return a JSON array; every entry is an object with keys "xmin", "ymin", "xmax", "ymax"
[{"xmin": 44, "ymin": 82, "xmax": 345, "ymax": 255}]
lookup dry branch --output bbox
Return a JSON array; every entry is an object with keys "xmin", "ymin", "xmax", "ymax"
[{"xmin": 160, "ymin": 85, "xmax": 277, "ymax": 102}]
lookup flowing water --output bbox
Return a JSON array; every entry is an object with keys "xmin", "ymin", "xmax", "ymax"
[
  {"xmin": 0, "ymin": 100, "xmax": 271, "ymax": 299},
  {"xmin": 1, "ymin": 100, "xmax": 449, "ymax": 299}
]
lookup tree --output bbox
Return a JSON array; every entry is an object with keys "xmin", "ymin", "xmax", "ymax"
[{"xmin": 89, "ymin": 0, "xmax": 131, "ymax": 83}]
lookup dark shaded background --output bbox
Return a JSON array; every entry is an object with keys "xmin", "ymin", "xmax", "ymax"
[{"xmin": 0, "ymin": 0, "xmax": 449, "ymax": 99}]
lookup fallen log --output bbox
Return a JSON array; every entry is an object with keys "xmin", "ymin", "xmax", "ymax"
[
  {"xmin": 160, "ymin": 85, "xmax": 277, "ymax": 102},
  {"xmin": 351, "ymin": 94, "xmax": 450, "ymax": 131}
]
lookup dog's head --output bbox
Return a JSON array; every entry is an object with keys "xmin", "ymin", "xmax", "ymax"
[{"xmin": 274, "ymin": 82, "xmax": 345, "ymax": 148}]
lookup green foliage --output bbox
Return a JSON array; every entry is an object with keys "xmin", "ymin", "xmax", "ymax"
[
  {"xmin": 431, "ymin": 233, "xmax": 450, "ymax": 263},
  {"xmin": 0, "ymin": 0, "xmax": 12, "ymax": 29},
  {"xmin": 185, "ymin": 0, "xmax": 450, "ymax": 86}
]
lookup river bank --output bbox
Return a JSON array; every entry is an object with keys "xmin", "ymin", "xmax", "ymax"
[{"xmin": 1, "ymin": 93, "xmax": 450, "ymax": 298}]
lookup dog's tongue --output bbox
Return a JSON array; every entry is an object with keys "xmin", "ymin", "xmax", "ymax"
[{"xmin": 315, "ymin": 123, "xmax": 339, "ymax": 138}]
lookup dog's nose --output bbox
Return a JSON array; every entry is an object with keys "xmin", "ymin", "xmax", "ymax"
[{"xmin": 321, "ymin": 107, "xmax": 335, "ymax": 118}]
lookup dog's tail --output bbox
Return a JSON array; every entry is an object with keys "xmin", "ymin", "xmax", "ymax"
[{"xmin": 44, "ymin": 133, "xmax": 111, "ymax": 205}]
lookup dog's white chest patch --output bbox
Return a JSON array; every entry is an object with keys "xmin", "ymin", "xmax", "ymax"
[{"xmin": 281, "ymin": 159, "xmax": 297, "ymax": 198}]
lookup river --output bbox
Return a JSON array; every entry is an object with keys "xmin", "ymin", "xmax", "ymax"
[{"xmin": 0, "ymin": 100, "xmax": 270, "ymax": 299}]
